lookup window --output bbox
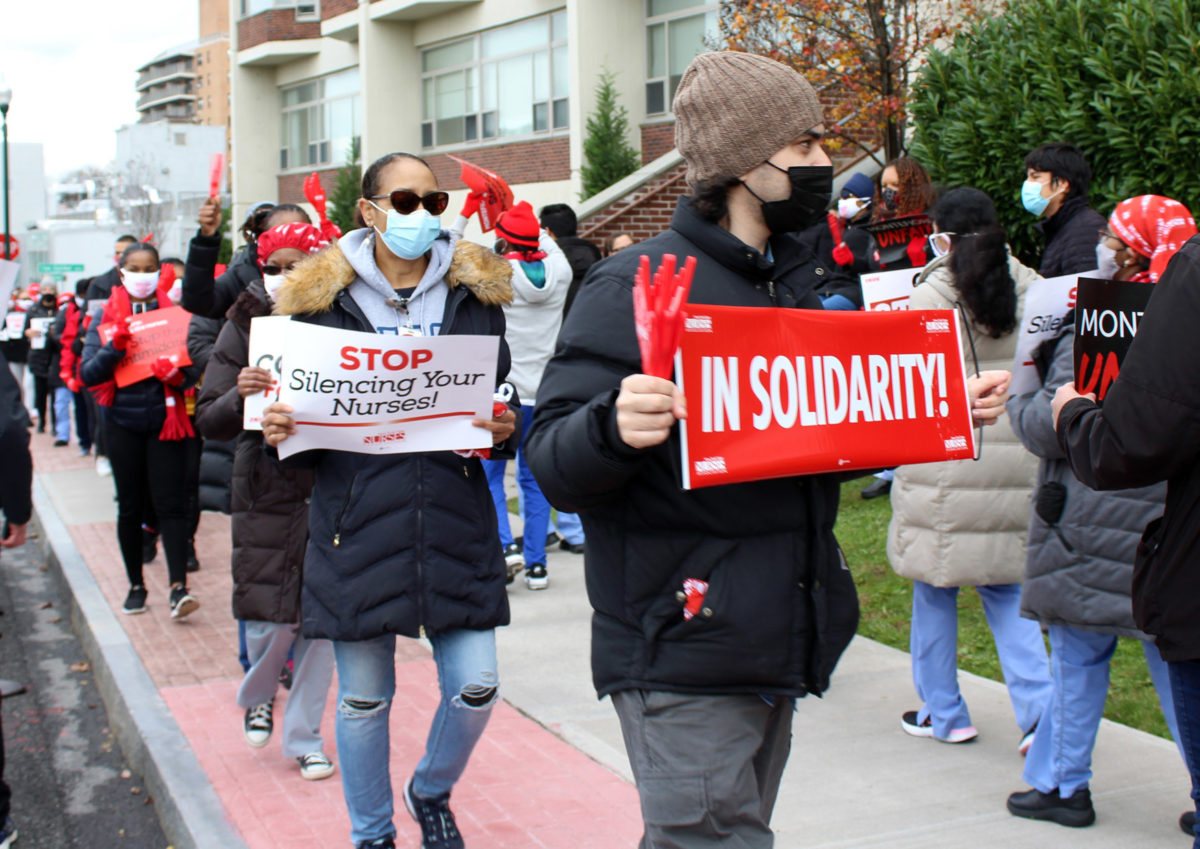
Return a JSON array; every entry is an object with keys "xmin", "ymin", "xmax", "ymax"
[
  {"xmin": 645, "ymin": 0, "xmax": 718, "ymax": 115},
  {"xmin": 240, "ymin": 0, "xmax": 320, "ymax": 20},
  {"xmin": 420, "ymin": 11, "xmax": 568, "ymax": 149},
  {"xmin": 279, "ymin": 68, "xmax": 361, "ymax": 171},
  {"xmin": 175, "ymin": 133, "xmax": 187, "ymax": 146}
]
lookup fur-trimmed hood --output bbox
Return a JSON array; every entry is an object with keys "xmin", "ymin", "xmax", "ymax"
[{"xmin": 272, "ymin": 239, "xmax": 513, "ymax": 317}]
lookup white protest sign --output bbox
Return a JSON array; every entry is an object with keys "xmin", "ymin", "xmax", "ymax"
[
  {"xmin": 3, "ymin": 313, "xmax": 23, "ymax": 341},
  {"xmin": 275, "ymin": 320, "xmax": 499, "ymax": 459},
  {"xmin": 861, "ymin": 266, "xmax": 925, "ymax": 311},
  {"xmin": 29, "ymin": 317, "xmax": 53, "ymax": 350},
  {"xmin": 1009, "ymin": 271, "xmax": 1086, "ymax": 397},
  {"xmin": 0, "ymin": 260, "xmax": 18, "ymax": 311},
  {"xmin": 243, "ymin": 316, "xmax": 292, "ymax": 430}
]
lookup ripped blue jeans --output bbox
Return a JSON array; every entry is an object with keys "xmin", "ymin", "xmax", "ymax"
[{"xmin": 333, "ymin": 629, "xmax": 498, "ymax": 845}]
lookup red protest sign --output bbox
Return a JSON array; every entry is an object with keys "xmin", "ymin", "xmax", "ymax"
[
  {"xmin": 448, "ymin": 155, "xmax": 513, "ymax": 232},
  {"xmin": 99, "ymin": 306, "xmax": 193, "ymax": 387},
  {"xmin": 675, "ymin": 306, "xmax": 976, "ymax": 489}
]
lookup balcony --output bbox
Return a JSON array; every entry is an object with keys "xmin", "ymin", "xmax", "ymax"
[
  {"xmin": 136, "ymin": 83, "xmax": 197, "ymax": 111},
  {"xmin": 136, "ymin": 60, "xmax": 197, "ymax": 91},
  {"xmin": 368, "ymin": 0, "xmax": 481, "ymax": 23},
  {"xmin": 139, "ymin": 104, "xmax": 197, "ymax": 123}
]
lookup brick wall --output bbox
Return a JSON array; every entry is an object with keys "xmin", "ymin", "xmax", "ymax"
[
  {"xmin": 640, "ymin": 123, "xmax": 676, "ymax": 165},
  {"xmin": 425, "ymin": 137, "xmax": 571, "ymax": 191},
  {"xmin": 237, "ymin": 9, "xmax": 321, "ymax": 50},
  {"xmin": 277, "ymin": 167, "xmax": 343, "ymax": 205},
  {"xmin": 578, "ymin": 162, "xmax": 688, "ymax": 248},
  {"xmin": 322, "ymin": 0, "xmax": 357, "ymax": 19}
]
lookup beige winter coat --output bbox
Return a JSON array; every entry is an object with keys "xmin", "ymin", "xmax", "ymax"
[{"xmin": 887, "ymin": 253, "xmax": 1039, "ymax": 587}]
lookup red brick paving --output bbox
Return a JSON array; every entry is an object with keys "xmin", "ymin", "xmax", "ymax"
[{"xmin": 30, "ymin": 427, "xmax": 642, "ymax": 848}]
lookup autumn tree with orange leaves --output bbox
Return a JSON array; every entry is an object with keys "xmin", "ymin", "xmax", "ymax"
[{"xmin": 718, "ymin": 0, "xmax": 986, "ymax": 163}]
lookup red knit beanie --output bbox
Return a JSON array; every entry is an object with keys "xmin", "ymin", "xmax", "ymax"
[{"xmin": 496, "ymin": 201, "xmax": 540, "ymax": 249}]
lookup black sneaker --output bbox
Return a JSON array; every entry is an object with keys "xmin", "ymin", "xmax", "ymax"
[
  {"xmin": 243, "ymin": 702, "xmax": 273, "ymax": 748},
  {"xmin": 141, "ymin": 528, "xmax": 158, "ymax": 563},
  {"xmin": 524, "ymin": 563, "xmax": 548, "ymax": 590},
  {"xmin": 355, "ymin": 837, "xmax": 396, "ymax": 849},
  {"xmin": 1006, "ymin": 787, "xmax": 1095, "ymax": 828},
  {"xmin": 53, "ymin": 439, "xmax": 68, "ymax": 447},
  {"xmin": 1181, "ymin": 810, "xmax": 1196, "ymax": 835},
  {"xmin": 122, "ymin": 585, "xmax": 148, "ymax": 615},
  {"xmin": 861, "ymin": 478, "xmax": 892, "ymax": 499},
  {"xmin": 404, "ymin": 777, "xmax": 463, "ymax": 849},
  {"xmin": 503, "ymin": 542, "xmax": 524, "ymax": 584},
  {"xmin": 169, "ymin": 586, "xmax": 199, "ymax": 620},
  {"xmin": 559, "ymin": 539, "xmax": 585, "ymax": 554},
  {"xmin": 186, "ymin": 541, "xmax": 200, "ymax": 573},
  {"xmin": 0, "ymin": 815, "xmax": 17, "ymax": 849}
]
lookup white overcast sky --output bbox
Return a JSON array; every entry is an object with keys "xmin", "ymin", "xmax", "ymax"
[{"xmin": 1, "ymin": 0, "xmax": 199, "ymax": 178}]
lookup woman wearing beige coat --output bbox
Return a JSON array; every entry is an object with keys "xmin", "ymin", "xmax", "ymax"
[{"xmin": 888, "ymin": 188, "xmax": 1052, "ymax": 746}]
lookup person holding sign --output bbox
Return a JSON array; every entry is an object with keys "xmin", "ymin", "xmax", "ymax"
[
  {"xmin": 22, "ymin": 283, "xmax": 61, "ymax": 436},
  {"xmin": 195, "ymin": 221, "xmax": 336, "ymax": 782},
  {"xmin": 526, "ymin": 51, "xmax": 855, "ymax": 848},
  {"xmin": 1052, "ymin": 226, "xmax": 1200, "ymax": 843},
  {"xmin": 888, "ymin": 188, "xmax": 1052, "ymax": 748},
  {"xmin": 80, "ymin": 243, "xmax": 201, "ymax": 621},
  {"xmin": 261, "ymin": 152, "xmax": 518, "ymax": 849}
]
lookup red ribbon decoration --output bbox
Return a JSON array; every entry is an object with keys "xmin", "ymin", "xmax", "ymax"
[{"xmin": 633, "ymin": 253, "xmax": 696, "ymax": 379}]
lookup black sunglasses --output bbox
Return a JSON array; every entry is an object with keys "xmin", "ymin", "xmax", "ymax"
[
  {"xmin": 370, "ymin": 189, "xmax": 450, "ymax": 216},
  {"xmin": 261, "ymin": 264, "xmax": 297, "ymax": 276}
]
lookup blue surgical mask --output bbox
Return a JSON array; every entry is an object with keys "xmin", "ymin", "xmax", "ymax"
[
  {"xmin": 1021, "ymin": 180, "xmax": 1060, "ymax": 217},
  {"xmin": 370, "ymin": 201, "xmax": 442, "ymax": 260}
]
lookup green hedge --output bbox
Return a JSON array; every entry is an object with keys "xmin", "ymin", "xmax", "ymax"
[{"xmin": 909, "ymin": 0, "xmax": 1200, "ymax": 264}]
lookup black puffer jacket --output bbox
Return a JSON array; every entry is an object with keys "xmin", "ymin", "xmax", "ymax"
[
  {"xmin": 80, "ymin": 296, "xmax": 194, "ymax": 432},
  {"xmin": 557, "ymin": 235, "xmax": 603, "ymax": 316},
  {"xmin": 23, "ymin": 300, "xmax": 61, "ymax": 381},
  {"xmin": 196, "ymin": 282, "xmax": 312, "ymax": 623},
  {"xmin": 272, "ymin": 237, "xmax": 519, "ymax": 641},
  {"xmin": 1009, "ymin": 322, "xmax": 1163, "ymax": 638},
  {"xmin": 526, "ymin": 197, "xmax": 856, "ymax": 699},
  {"xmin": 85, "ymin": 266, "xmax": 121, "ymax": 302},
  {"xmin": 1037, "ymin": 195, "xmax": 1107, "ymax": 278},
  {"xmin": 182, "ymin": 235, "xmax": 259, "ymax": 320},
  {"xmin": 187, "ymin": 312, "xmax": 235, "ymax": 514},
  {"xmin": 1057, "ymin": 235, "xmax": 1200, "ymax": 661}
]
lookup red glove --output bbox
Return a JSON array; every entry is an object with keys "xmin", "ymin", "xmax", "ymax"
[
  {"xmin": 460, "ymin": 191, "xmax": 484, "ymax": 220},
  {"xmin": 110, "ymin": 325, "xmax": 132, "ymax": 352},
  {"xmin": 67, "ymin": 378, "xmax": 82, "ymax": 394},
  {"xmin": 151, "ymin": 356, "xmax": 184, "ymax": 386}
]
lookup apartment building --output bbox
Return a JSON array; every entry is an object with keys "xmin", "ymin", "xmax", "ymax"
[
  {"xmin": 137, "ymin": 46, "xmax": 202, "ymax": 124},
  {"xmin": 229, "ymin": 0, "xmax": 720, "ymax": 239}
]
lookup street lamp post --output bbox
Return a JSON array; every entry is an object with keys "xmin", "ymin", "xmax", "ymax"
[{"xmin": 0, "ymin": 80, "xmax": 10, "ymax": 261}]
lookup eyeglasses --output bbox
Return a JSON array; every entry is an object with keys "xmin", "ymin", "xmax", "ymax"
[
  {"xmin": 369, "ymin": 189, "xmax": 450, "ymax": 216},
  {"xmin": 928, "ymin": 232, "xmax": 956, "ymax": 257},
  {"xmin": 261, "ymin": 264, "xmax": 298, "ymax": 276},
  {"xmin": 1097, "ymin": 230, "xmax": 1127, "ymax": 250}
]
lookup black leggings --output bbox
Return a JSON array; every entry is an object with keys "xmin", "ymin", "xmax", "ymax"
[
  {"xmin": 32, "ymin": 374, "xmax": 52, "ymax": 430},
  {"xmin": 105, "ymin": 419, "xmax": 197, "ymax": 587}
]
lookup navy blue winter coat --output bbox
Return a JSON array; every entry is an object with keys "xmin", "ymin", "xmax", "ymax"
[{"xmin": 272, "ymin": 237, "xmax": 518, "ymax": 642}]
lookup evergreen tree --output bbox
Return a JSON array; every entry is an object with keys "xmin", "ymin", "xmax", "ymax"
[
  {"xmin": 581, "ymin": 71, "xmax": 641, "ymax": 200},
  {"xmin": 329, "ymin": 138, "xmax": 363, "ymax": 234}
]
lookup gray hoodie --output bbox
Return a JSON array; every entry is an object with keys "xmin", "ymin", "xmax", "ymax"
[{"xmin": 340, "ymin": 227, "xmax": 453, "ymax": 337}]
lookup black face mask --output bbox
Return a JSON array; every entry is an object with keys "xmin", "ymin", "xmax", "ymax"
[
  {"xmin": 744, "ymin": 162, "xmax": 834, "ymax": 235},
  {"xmin": 41, "ymin": 296, "xmax": 55, "ymax": 307},
  {"xmin": 881, "ymin": 187, "xmax": 900, "ymax": 212}
]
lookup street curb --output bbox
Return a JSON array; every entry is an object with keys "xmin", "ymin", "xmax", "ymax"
[{"xmin": 32, "ymin": 477, "xmax": 249, "ymax": 849}]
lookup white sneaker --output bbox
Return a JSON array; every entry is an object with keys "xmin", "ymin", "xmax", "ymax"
[
  {"xmin": 95, "ymin": 455, "xmax": 112, "ymax": 477},
  {"xmin": 243, "ymin": 702, "xmax": 273, "ymax": 748},
  {"xmin": 297, "ymin": 751, "xmax": 336, "ymax": 780}
]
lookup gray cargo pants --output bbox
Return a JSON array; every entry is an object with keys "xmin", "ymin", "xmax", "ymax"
[{"xmin": 611, "ymin": 689, "xmax": 794, "ymax": 849}]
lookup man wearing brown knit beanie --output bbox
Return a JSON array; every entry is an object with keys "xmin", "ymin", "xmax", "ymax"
[{"xmin": 527, "ymin": 51, "xmax": 857, "ymax": 848}]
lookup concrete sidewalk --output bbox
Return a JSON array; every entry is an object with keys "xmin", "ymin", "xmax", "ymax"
[{"xmin": 27, "ymin": 426, "xmax": 1192, "ymax": 848}]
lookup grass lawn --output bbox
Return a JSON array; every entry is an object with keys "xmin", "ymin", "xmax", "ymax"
[{"xmin": 837, "ymin": 476, "xmax": 1171, "ymax": 740}]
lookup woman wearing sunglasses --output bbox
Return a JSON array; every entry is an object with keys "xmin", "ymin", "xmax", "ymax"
[
  {"xmin": 261, "ymin": 152, "xmax": 519, "ymax": 849},
  {"xmin": 887, "ymin": 187, "xmax": 1052, "ymax": 749}
]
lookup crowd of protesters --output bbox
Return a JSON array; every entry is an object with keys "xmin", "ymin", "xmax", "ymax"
[{"xmin": 6, "ymin": 47, "xmax": 1200, "ymax": 849}]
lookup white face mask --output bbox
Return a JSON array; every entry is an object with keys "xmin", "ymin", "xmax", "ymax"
[
  {"xmin": 122, "ymin": 270, "xmax": 159, "ymax": 300},
  {"xmin": 263, "ymin": 273, "xmax": 286, "ymax": 302},
  {"xmin": 1096, "ymin": 243, "xmax": 1120, "ymax": 279},
  {"xmin": 838, "ymin": 197, "xmax": 868, "ymax": 220}
]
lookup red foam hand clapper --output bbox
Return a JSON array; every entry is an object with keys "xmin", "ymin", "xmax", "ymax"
[{"xmin": 632, "ymin": 254, "xmax": 696, "ymax": 379}]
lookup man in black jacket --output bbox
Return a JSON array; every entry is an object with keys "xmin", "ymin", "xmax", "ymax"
[
  {"xmin": 1023, "ymin": 143, "xmax": 1106, "ymax": 278},
  {"xmin": 1052, "ymin": 234, "xmax": 1200, "ymax": 841},
  {"xmin": 0, "ymin": 349, "xmax": 32, "ymax": 848},
  {"xmin": 539, "ymin": 203, "xmax": 602, "ymax": 317},
  {"xmin": 526, "ymin": 51, "xmax": 853, "ymax": 848}
]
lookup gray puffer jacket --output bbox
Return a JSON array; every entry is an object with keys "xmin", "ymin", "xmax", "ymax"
[{"xmin": 1007, "ymin": 322, "xmax": 1164, "ymax": 638}]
